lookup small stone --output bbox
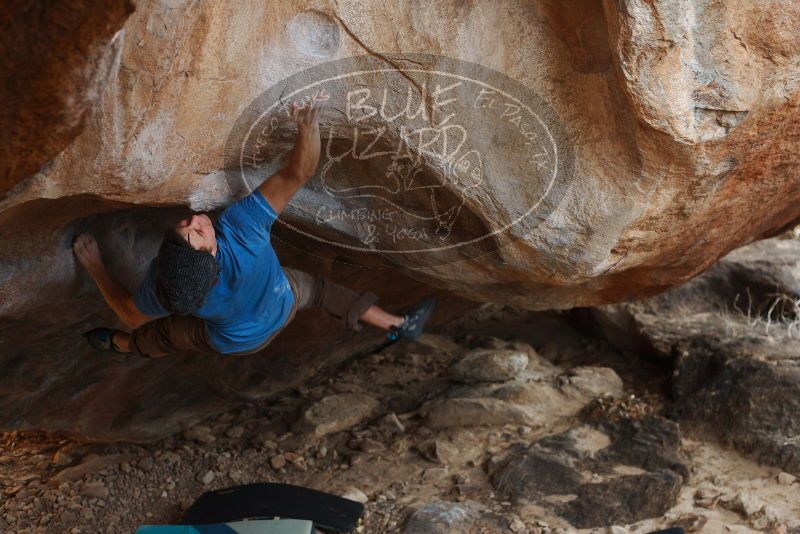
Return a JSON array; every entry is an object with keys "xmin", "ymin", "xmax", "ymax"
[
  {"xmin": 184, "ymin": 426, "xmax": 216, "ymax": 445},
  {"xmin": 350, "ymin": 438, "xmax": 385, "ymax": 453},
  {"xmin": 80, "ymin": 481, "xmax": 108, "ymax": 499},
  {"xmin": 249, "ymin": 432, "xmax": 272, "ymax": 449},
  {"xmin": 421, "ymin": 467, "xmax": 448, "ymax": 484},
  {"xmin": 453, "ymin": 473, "xmax": 470, "ymax": 484},
  {"xmin": 694, "ymin": 487, "xmax": 718, "ymax": 500},
  {"xmin": 416, "ymin": 440, "xmax": 460, "ymax": 465},
  {"xmin": 34, "ymin": 460, "xmax": 50, "ymax": 471},
  {"xmin": 732, "ymin": 490, "xmax": 763, "ymax": 517},
  {"xmin": 417, "ymin": 426, "xmax": 434, "ymax": 438},
  {"xmin": 138, "ymin": 456, "xmax": 155, "ymax": 472},
  {"xmin": 198, "ymin": 470, "xmax": 215, "ymax": 485},
  {"xmin": 608, "ymin": 527, "xmax": 627, "ymax": 534},
  {"xmin": 162, "ymin": 452, "xmax": 181, "ymax": 464},
  {"xmin": 693, "ymin": 487, "xmax": 719, "ymax": 508},
  {"xmin": 510, "ymin": 517, "xmax": 526, "ymax": 532},
  {"xmin": 270, "ymin": 454, "xmax": 287, "ymax": 470},
  {"xmin": 349, "ymin": 453, "xmax": 367, "ymax": 466},
  {"xmin": 778, "ymin": 472, "xmax": 796, "ymax": 485},
  {"xmin": 341, "ymin": 487, "xmax": 368, "ymax": 504},
  {"xmin": 53, "ymin": 450, "xmax": 74, "ymax": 467},
  {"xmin": 673, "ymin": 513, "xmax": 708, "ymax": 532},
  {"xmin": 226, "ymin": 426, "xmax": 244, "ymax": 439},
  {"xmin": 284, "ymin": 452, "xmax": 307, "ymax": 471},
  {"xmin": 379, "ymin": 413, "xmax": 406, "ymax": 433}
]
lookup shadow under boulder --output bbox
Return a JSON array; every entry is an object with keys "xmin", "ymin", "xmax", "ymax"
[{"xmin": 0, "ymin": 202, "xmax": 468, "ymax": 441}]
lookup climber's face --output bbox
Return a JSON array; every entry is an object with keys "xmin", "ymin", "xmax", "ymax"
[{"xmin": 175, "ymin": 214, "xmax": 217, "ymax": 255}]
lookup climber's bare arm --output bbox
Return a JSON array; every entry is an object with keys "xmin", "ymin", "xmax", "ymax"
[
  {"xmin": 73, "ymin": 234, "xmax": 151, "ymax": 330},
  {"xmin": 258, "ymin": 101, "xmax": 322, "ymax": 214}
]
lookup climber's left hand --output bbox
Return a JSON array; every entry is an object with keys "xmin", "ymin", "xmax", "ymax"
[{"xmin": 73, "ymin": 233, "xmax": 103, "ymax": 273}]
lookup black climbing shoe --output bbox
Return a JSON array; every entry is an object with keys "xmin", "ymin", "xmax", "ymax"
[
  {"xmin": 387, "ymin": 296, "xmax": 436, "ymax": 342},
  {"xmin": 83, "ymin": 327, "xmax": 132, "ymax": 355}
]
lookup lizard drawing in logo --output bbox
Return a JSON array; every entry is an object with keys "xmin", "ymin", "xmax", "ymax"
[{"xmin": 318, "ymin": 121, "xmax": 484, "ymax": 240}]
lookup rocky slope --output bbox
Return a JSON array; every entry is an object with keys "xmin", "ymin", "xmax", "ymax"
[
  {"xmin": 2, "ymin": 0, "xmax": 800, "ymax": 441},
  {"xmin": 2, "ymin": 301, "xmax": 799, "ymax": 533},
  {"xmin": 593, "ymin": 236, "xmax": 800, "ymax": 477}
]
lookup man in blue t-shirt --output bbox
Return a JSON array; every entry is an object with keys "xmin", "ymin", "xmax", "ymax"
[{"xmin": 72, "ymin": 102, "xmax": 435, "ymax": 358}]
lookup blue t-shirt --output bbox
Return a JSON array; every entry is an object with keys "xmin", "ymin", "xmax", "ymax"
[{"xmin": 133, "ymin": 191, "xmax": 295, "ymax": 354}]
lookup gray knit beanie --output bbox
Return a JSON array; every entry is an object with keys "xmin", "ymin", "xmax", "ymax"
[{"xmin": 154, "ymin": 241, "xmax": 220, "ymax": 315}]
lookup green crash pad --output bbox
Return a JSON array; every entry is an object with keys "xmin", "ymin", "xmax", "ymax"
[{"xmin": 135, "ymin": 518, "xmax": 314, "ymax": 534}]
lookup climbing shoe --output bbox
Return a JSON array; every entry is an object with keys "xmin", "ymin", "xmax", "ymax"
[
  {"xmin": 387, "ymin": 296, "xmax": 436, "ymax": 342},
  {"xmin": 83, "ymin": 327, "xmax": 132, "ymax": 355}
]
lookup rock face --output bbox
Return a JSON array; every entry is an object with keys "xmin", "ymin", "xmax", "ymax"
[
  {"xmin": 489, "ymin": 417, "xmax": 688, "ymax": 528},
  {"xmin": 0, "ymin": 0, "xmax": 134, "ymax": 197},
  {"xmin": 1, "ymin": 0, "xmax": 799, "ymax": 438},
  {"xmin": 593, "ymin": 237, "xmax": 800, "ymax": 476}
]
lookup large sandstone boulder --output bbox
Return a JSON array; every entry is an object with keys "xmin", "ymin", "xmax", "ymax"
[
  {"xmin": 0, "ymin": 0, "xmax": 798, "ymax": 439},
  {"xmin": 0, "ymin": 0, "xmax": 134, "ymax": 197}
]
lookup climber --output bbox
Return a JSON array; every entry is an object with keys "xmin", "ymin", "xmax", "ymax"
[{"xmin": 72, "ymin": 101, "xmax": 435, "ymax": 358}]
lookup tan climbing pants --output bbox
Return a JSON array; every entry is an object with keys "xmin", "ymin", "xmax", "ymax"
[{"xmin": 130, "ymin": 268, "xmax": 378, "ymax": 358}]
